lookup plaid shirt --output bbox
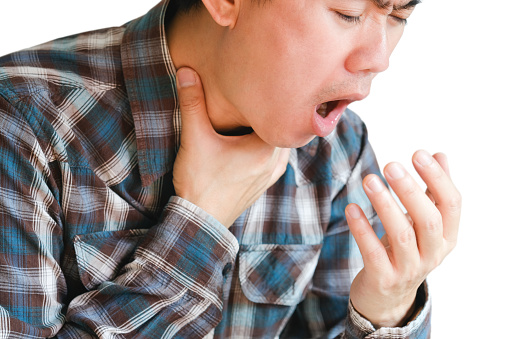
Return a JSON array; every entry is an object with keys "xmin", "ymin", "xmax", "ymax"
[{"xmin": 0, "ymin": 1, "xmax": 431, "ymax": 338}]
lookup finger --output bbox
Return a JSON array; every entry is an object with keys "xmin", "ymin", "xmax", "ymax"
[
  {"xmin": 362, "ymin": 174, "xmax": 419, "ymax": 273},
  {"xmin": 432, "ymin": 152, "xmax": 450, "ymax": 176},
  {"xmin": 405, "ymin": 213, "xmax": 414, "ymax": 226},
  {"xmin": 425, "ymin": 188, "xmax": 435, "ymax": 204},
  {"xmin": 345, "ymin": 203, "xmax": 391, "ymax": 273},
  {"xmin": 176, "ymin": 67, "xmax": 214, "ymax": 139},
  {"xmin": 380, "ymin": 234, "xmax": 390, "ymax": 248},
  {"xmin": 384, "ymin": 162, "xmax": 443, "ymax": 261},
  {"xmin": 413, "ymin": 150, "xmax": 461, "ymax": 244},
  {"xmin": 270, "ymin": 148, "xmax": 290, "ymax": 183}
]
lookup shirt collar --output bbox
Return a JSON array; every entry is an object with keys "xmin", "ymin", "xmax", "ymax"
[{"xmin": 121, "ymin": 0, "xmax": 179, "ymax": 187}]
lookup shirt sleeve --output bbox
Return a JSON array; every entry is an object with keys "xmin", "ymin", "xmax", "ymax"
[
  {"xmin": 345, "ymin": 282, "xmax": 430, "ymax": 338},
  {"xmin": 282, "ymin": 113, "xmax": 431, "ymax": 339},
  {"xmin": 0, "ymin": 95, "xmax": 238, "ymax": 338}
]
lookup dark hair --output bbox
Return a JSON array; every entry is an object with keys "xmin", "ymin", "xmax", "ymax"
[
  {"xmin": 169, "ymin": 0, "xmax": 203, "ymax": 14},
  {"xmin": 165, "ymin": 0, "xmax": 202, "ymax": 25},
  {"xmin": 168, "ymin": 0, "xmax": 272, "ymax": 15}
]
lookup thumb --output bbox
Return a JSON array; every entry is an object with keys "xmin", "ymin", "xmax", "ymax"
[{"xmin": 176, "ymin": 67, "xmax": 213, "ymax": 139}]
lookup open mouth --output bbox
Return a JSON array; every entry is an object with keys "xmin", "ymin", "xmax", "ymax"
[
  {"xmin": 312, "ymin": 99, "xmax": 353, "ymax": 137},
  {"xmin": 316, "ymin": 100, "xmax": 341, "ymax": 118}
]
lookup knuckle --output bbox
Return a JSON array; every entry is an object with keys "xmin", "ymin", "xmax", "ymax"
[
  {"xmin": 448, "ymin": 192, "xmax": 462, "ymax": 212},
  {"xmin": 442, "ymin": 239, "xmax": 457, "ymax": 256},
  {"xmin": 377, "ymin": 275, "xmax": 395, "ymax": 292},
  {"xmin": 404, "ymin": 270, "xmax": 419, "ymax": 285},
  {"xmin": 179, "ymin": 95, "xmax": 203, "ymax": 113},
  {"xmin": 428, "ymin": 259, "xmax": 442, "ymax": 274},
  {"xmin": 399, "ymin": 266, "xmax": 423, "ymax": 287},
  {"xmin": 397, "ymin": 226, "xmax": 416, "ymax": 245},
  {"xmin": 433, "ymin": 255, "xmax": 444, "ymax": 269},
  {"xmin": 356, "ymin": 224, "xmax": 372, "ymax": 238},
  {"xmin": 399, "ymin": 179, "xmax": 420, "ymax": 199},
  {"xmin": 422, "ymin": 210, "xmax": 443, "ymax": 234},
  {"xmin": 365, "ymin": 245, "xmax": 387, "ymax": 265},
  {"xmin": 423, "ymin": 252, "xmax": 443, "ymax": 271}
]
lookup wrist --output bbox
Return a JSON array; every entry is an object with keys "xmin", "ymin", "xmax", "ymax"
[
  {"xmin": 375, "ymin": 297, "xmax": 417, "ymax": 328},
  {"xmin": 351, "ymin": 291, "xmax": 417, "ymax": 329}
]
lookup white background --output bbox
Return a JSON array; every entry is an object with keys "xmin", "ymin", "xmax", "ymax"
[{"xmin": 1, "ymin": 1, "xmax": 507, "ymax": 337}]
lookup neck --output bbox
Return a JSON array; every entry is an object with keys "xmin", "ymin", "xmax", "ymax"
[{"xmin": 166, "ymin": 7, "xmax": 249, "ymax": 135}]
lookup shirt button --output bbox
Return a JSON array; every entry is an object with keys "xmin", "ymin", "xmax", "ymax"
[{"xmin": 222, "ymin": 263, "xmax": 232, "ymax": 276}]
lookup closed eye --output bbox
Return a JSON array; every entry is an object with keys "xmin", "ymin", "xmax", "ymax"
[
  {"xmin": 390, "ymin": 15, "xmax": 408, "ymax": 25},
  {"xmin": 336, "ymin": 12, "xmax": 361, "ymax": 24}
]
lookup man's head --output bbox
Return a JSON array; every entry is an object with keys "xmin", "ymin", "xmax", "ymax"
[{"xmin": 167, "ymin": 0, "xmax": 420, "ymax": 148}]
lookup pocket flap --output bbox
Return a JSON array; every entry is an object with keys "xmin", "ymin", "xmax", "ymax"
[
  {"xmin": 239, "ymin": 243, "xmax": 322, "ymax": 306},
  {"xmin": 73, "ymin": 229, "xmax": 148, "ymax": 290}
]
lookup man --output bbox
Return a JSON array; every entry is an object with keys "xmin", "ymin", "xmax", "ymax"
[{"xmin": 0, "ymin": 0, "xmax": 461, "ymax": 337}]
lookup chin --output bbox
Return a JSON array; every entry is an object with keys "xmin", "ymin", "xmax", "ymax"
[
  {"xmin": 252, "ymin": 116, "xmax": 319, "ymax": 149},
  {"xmin": 263, "ymin": 133, "xmax": 317, "ymax": 149}
]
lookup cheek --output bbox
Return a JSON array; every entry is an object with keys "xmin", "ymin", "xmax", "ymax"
[{"xmin": 245, "ymin": 14, "xmax": 341, "ymax": 105}]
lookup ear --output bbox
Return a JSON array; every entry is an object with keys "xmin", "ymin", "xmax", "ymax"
[{"xmin": 201, "ymin": 0, "xmax": 240, "ymax": 28}]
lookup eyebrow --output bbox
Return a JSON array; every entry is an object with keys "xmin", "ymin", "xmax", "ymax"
[
  {"xmin": 394, "ymin": 0, "xmax": 421, "ymax": 11},
  {"xmin": 369, "ymin": 0, "xmax": 422, "ymax": 11}
]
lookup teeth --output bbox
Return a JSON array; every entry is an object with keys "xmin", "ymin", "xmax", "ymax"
[{"xmin": 316, "ymin": 102, "xmax": 328, "ymax": 118}]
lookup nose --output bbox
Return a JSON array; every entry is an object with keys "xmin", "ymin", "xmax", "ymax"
[{"xmin": 345, "ymin": 21, "xmax": 391, "ymax": 75}]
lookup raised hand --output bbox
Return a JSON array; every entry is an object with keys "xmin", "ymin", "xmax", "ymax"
[
  {"xmin": 346, "ymin": 151, "xmax": 461, "ymax": 327},
  {"xmin": 172, "ymin": 67, "xmax": 290, "ymax": 227}
]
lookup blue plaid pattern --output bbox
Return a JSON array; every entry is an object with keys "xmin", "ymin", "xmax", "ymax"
[{"xmin": 0, "ymin": 1, "xmax": 430, "ymax": 338}]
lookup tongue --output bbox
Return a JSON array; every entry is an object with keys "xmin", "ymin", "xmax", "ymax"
[
  {"xmin": 316, "ymin": 101, "xmax": 339, "ymax": 118},
  {"xmin": 316, "ymin": 102, "xmax": 328, "ymax": 118},
  {"xmin": 312, "ymin": 100, "xmax": 345, "ymax": 137}
]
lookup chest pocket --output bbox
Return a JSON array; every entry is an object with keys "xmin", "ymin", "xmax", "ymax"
[{"xmin": 238, "ymin": 243, "xmax": 323, "ymax": 306}]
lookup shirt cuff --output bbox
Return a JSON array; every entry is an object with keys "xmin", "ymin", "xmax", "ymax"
[
  {"xmin": 136, "ymin": 196, "xmax": 239, "ymax": 308},
  {"xmin": 345, "ymin": 282, "xmax": 431, "ymax": 339}
]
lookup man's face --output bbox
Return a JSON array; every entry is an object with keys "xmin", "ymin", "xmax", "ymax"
[{"xmin": 213, "ymin": 0, "xmax": 418, "ymax": 147}]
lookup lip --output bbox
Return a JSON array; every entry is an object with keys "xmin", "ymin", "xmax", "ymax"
[{"xmin": 311, "ymin": 93, "xmax": 367, "ymax": 137}]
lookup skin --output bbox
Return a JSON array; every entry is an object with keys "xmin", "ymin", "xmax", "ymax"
[{"xmin": 169, "ymin": 0, "xmax": 461, "ymax": 329}]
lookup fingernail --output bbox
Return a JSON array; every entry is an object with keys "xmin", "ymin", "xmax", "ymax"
[
  {"xmin": 385, "ymin": 163, "xmax": 405, "ymax": 180},
  {"xmin": 177, "ymin": 68, "xmax": 196, "ymax": 88},
  {"xmin": 347, "ymin": 204, "xmax": 362, "ymax": 219},
  {"xmin": 366, "ymin": 176, "xmax": 384, "ymax": 193},
  {"xmin": 415, "ymin": 150, "xmax": 433, "ymax": 167}
]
